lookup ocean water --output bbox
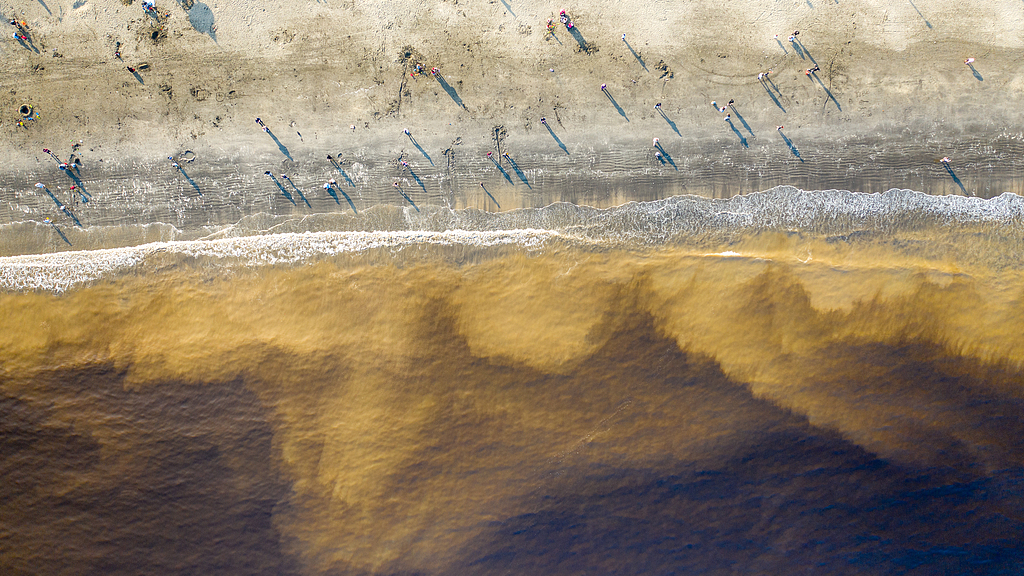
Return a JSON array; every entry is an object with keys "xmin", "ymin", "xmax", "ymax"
[{"xmin": 3, "ymin": 187, "xmax": 1024, "ymax": 575}]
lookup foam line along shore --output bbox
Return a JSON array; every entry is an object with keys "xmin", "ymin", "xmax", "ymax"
[{"xmin": 2, "ymin": 0, "xmax": 1023, "ymax": 255}]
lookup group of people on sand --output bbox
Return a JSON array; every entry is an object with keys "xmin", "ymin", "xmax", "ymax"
[
  {"xmin": 9, "ymin": 17, "xmax": 30, "ymax": 41},
  {"xmin": 546, "ymin": 10, "xmax": 573, "ymax": 35},
  {"xmin": 409, "ymin": 63, "xmax": 440, "ymax": 79}
]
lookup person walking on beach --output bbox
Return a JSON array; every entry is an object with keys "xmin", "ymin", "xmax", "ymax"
[
  {"xmin": 43, "ymin": 148, "xmax": 62, "ymax": 163},
  {"xmin": 601, "ymin": 83, "xmax": 607, "ymax": 91},
  {"xmin": 723, "ymin": 114, "xmax": 731, "ymax": 121},
  {"xmin": 964, "ymin": 58, "xmax": 975, "ymax": 65}
]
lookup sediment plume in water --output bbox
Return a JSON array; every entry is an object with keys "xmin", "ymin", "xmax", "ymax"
[{"xmin": 3, "ymin": 189, "xmax": 1024, "ymax": 574}]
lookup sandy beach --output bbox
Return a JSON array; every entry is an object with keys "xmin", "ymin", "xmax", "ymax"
[{"xmin": 2, "ymin": 0, "xmax": 1024, "ymax": 253}]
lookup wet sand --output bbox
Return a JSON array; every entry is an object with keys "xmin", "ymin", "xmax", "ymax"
[{"xmin": 2, "ymin": 0, "xmax": 1024, "ymax": 251}]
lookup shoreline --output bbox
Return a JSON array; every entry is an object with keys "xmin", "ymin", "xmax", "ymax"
[{"xmin": 2, "ymin": 0, "xmax": 1024, "ymax": 254}]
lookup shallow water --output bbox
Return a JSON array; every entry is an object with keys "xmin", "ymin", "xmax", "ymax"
[{"xmin": 3, "ymin": 189, "xmax": 1024, "ymax": 574}]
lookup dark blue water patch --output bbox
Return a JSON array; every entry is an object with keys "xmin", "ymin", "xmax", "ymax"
[
  {"xmin": 460, "ymin": 443, "xmax": 1024, "ymax": 575},
  {"xmin": 451, "ymin": 315, "xmax": 1024, "ymax": 575}
]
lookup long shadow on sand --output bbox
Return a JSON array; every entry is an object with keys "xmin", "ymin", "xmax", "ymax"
[
  {"xmin": 967, "ymin": 63, "xmax": 984, "ymax": 81},
  {"xmin": 505, "ymin": 155, "xmax": 532, "ymax": 189},
  {"xmin": 330, "ymin": 183, "xmax": 358, "ymax": 214},
  {"xmin": 408, "ymin": 168, "xmax": 428, "ymax": 194},
  {"xmin": 266, "ymin": 130, "xmax": 293, "ymax": 161},
  {"xmin": 623, "ymin": 38, "xmax": 648, "ymax": 71},
  {"xmin": 330, "ymin": 162, "xmax": 357, "ymax": 187},
  {"xmin": 657, "ymin": 109, "xmax": 681, "ymax": 136},
  {"xmin": 284, "ymin": 178, "xmax": 311, "ymax": 208},
  {"xmin": 730, "ymin": 107, "xmax": 755, "ymax": 137},
  {"xmin": 796, "ymin": 39, "xmax": 818, "ymax": 66},
  {"xmin": 38, "ymin": 185, "xmax": 82, "ymax": 227},
  {"xmin": 47, "ymin": 220, "xmax": 71, "ymax": 245},
  {"xmin": 409, "ymin": 136, "xmax": 434, "ymax": 166},
  {"xmin": 943, "ymin": 163, "xmax": 968, "ymax": 194},
  {"xmin": 437, "ymin": 76, "xmax": 466, "ymax": 109},
  {"xmin": 654, "ymin": 143, "xmax": 678, "ymax": 170},
  {"xmin": 791, "ymin": 40, "xmax": 806, "ymax": 60},
  {"xmin": 603, "ymin": 90, "xmax": 629, "ymax": 122},
  {"xmin": 324, "ymin": 184, "xmax": 340, "ymax": 204},
  {"xmin": 544, "ymin": 123, "xmax": 570, "ymax": 155},
  {"xmin": 908, "ymin": 0, "xmax": 933, "ymax": 29},
  {"xmin": 266, "ymin": 174, "xmax": 295, "ymax": 205},
  {"xmin": 726, "ymin": 119, "xmax": 749, "ymax": 148},
  {"xmin": 811, "ymin": 73, "xmax": 842, "ymax": 111},
  {"xmin": 63, "ymin": 169, "xmax": 91, "ymax": 199},
  {"xmin": 176, "ymin": 166, "xmax": 203, "ymax": 195},
  {"xmin": 480, "ymin": 183, "xmax": 501, "ymax": 209},
  {"xmin": 780, "ymin": 132, "xmax": 804, "ymax": 162},
  {"xmin": 568, "ymin": 26, "xmax": 595, "ymax": 53},
  {"xmin": 394, "ymin": 185, "xmax": 420, "ymax": 212},
  {"xmin": 16, "ymin": 35, "xmax": 40, "ymax": 53},
  {"xmin": 489, "ymin": 156, "xmax": 514, "ymax": 184},
  {"xmin": 762, "ymin": 80, "xmax": 786, "ymax": 113}
]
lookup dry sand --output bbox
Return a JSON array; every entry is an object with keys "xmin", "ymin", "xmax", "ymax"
[{"xmin": 1, "ymin": 0, "xmax": 1024, "ymax": 251}]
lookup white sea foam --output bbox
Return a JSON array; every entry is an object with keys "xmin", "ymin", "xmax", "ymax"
[
  {"xmin": 0, "ymin": 229, "xmax": 558, "ymax": 293},
  {"xmin": 4, "ymin": 188, "xmax": 1024, "ymax": 293}
]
